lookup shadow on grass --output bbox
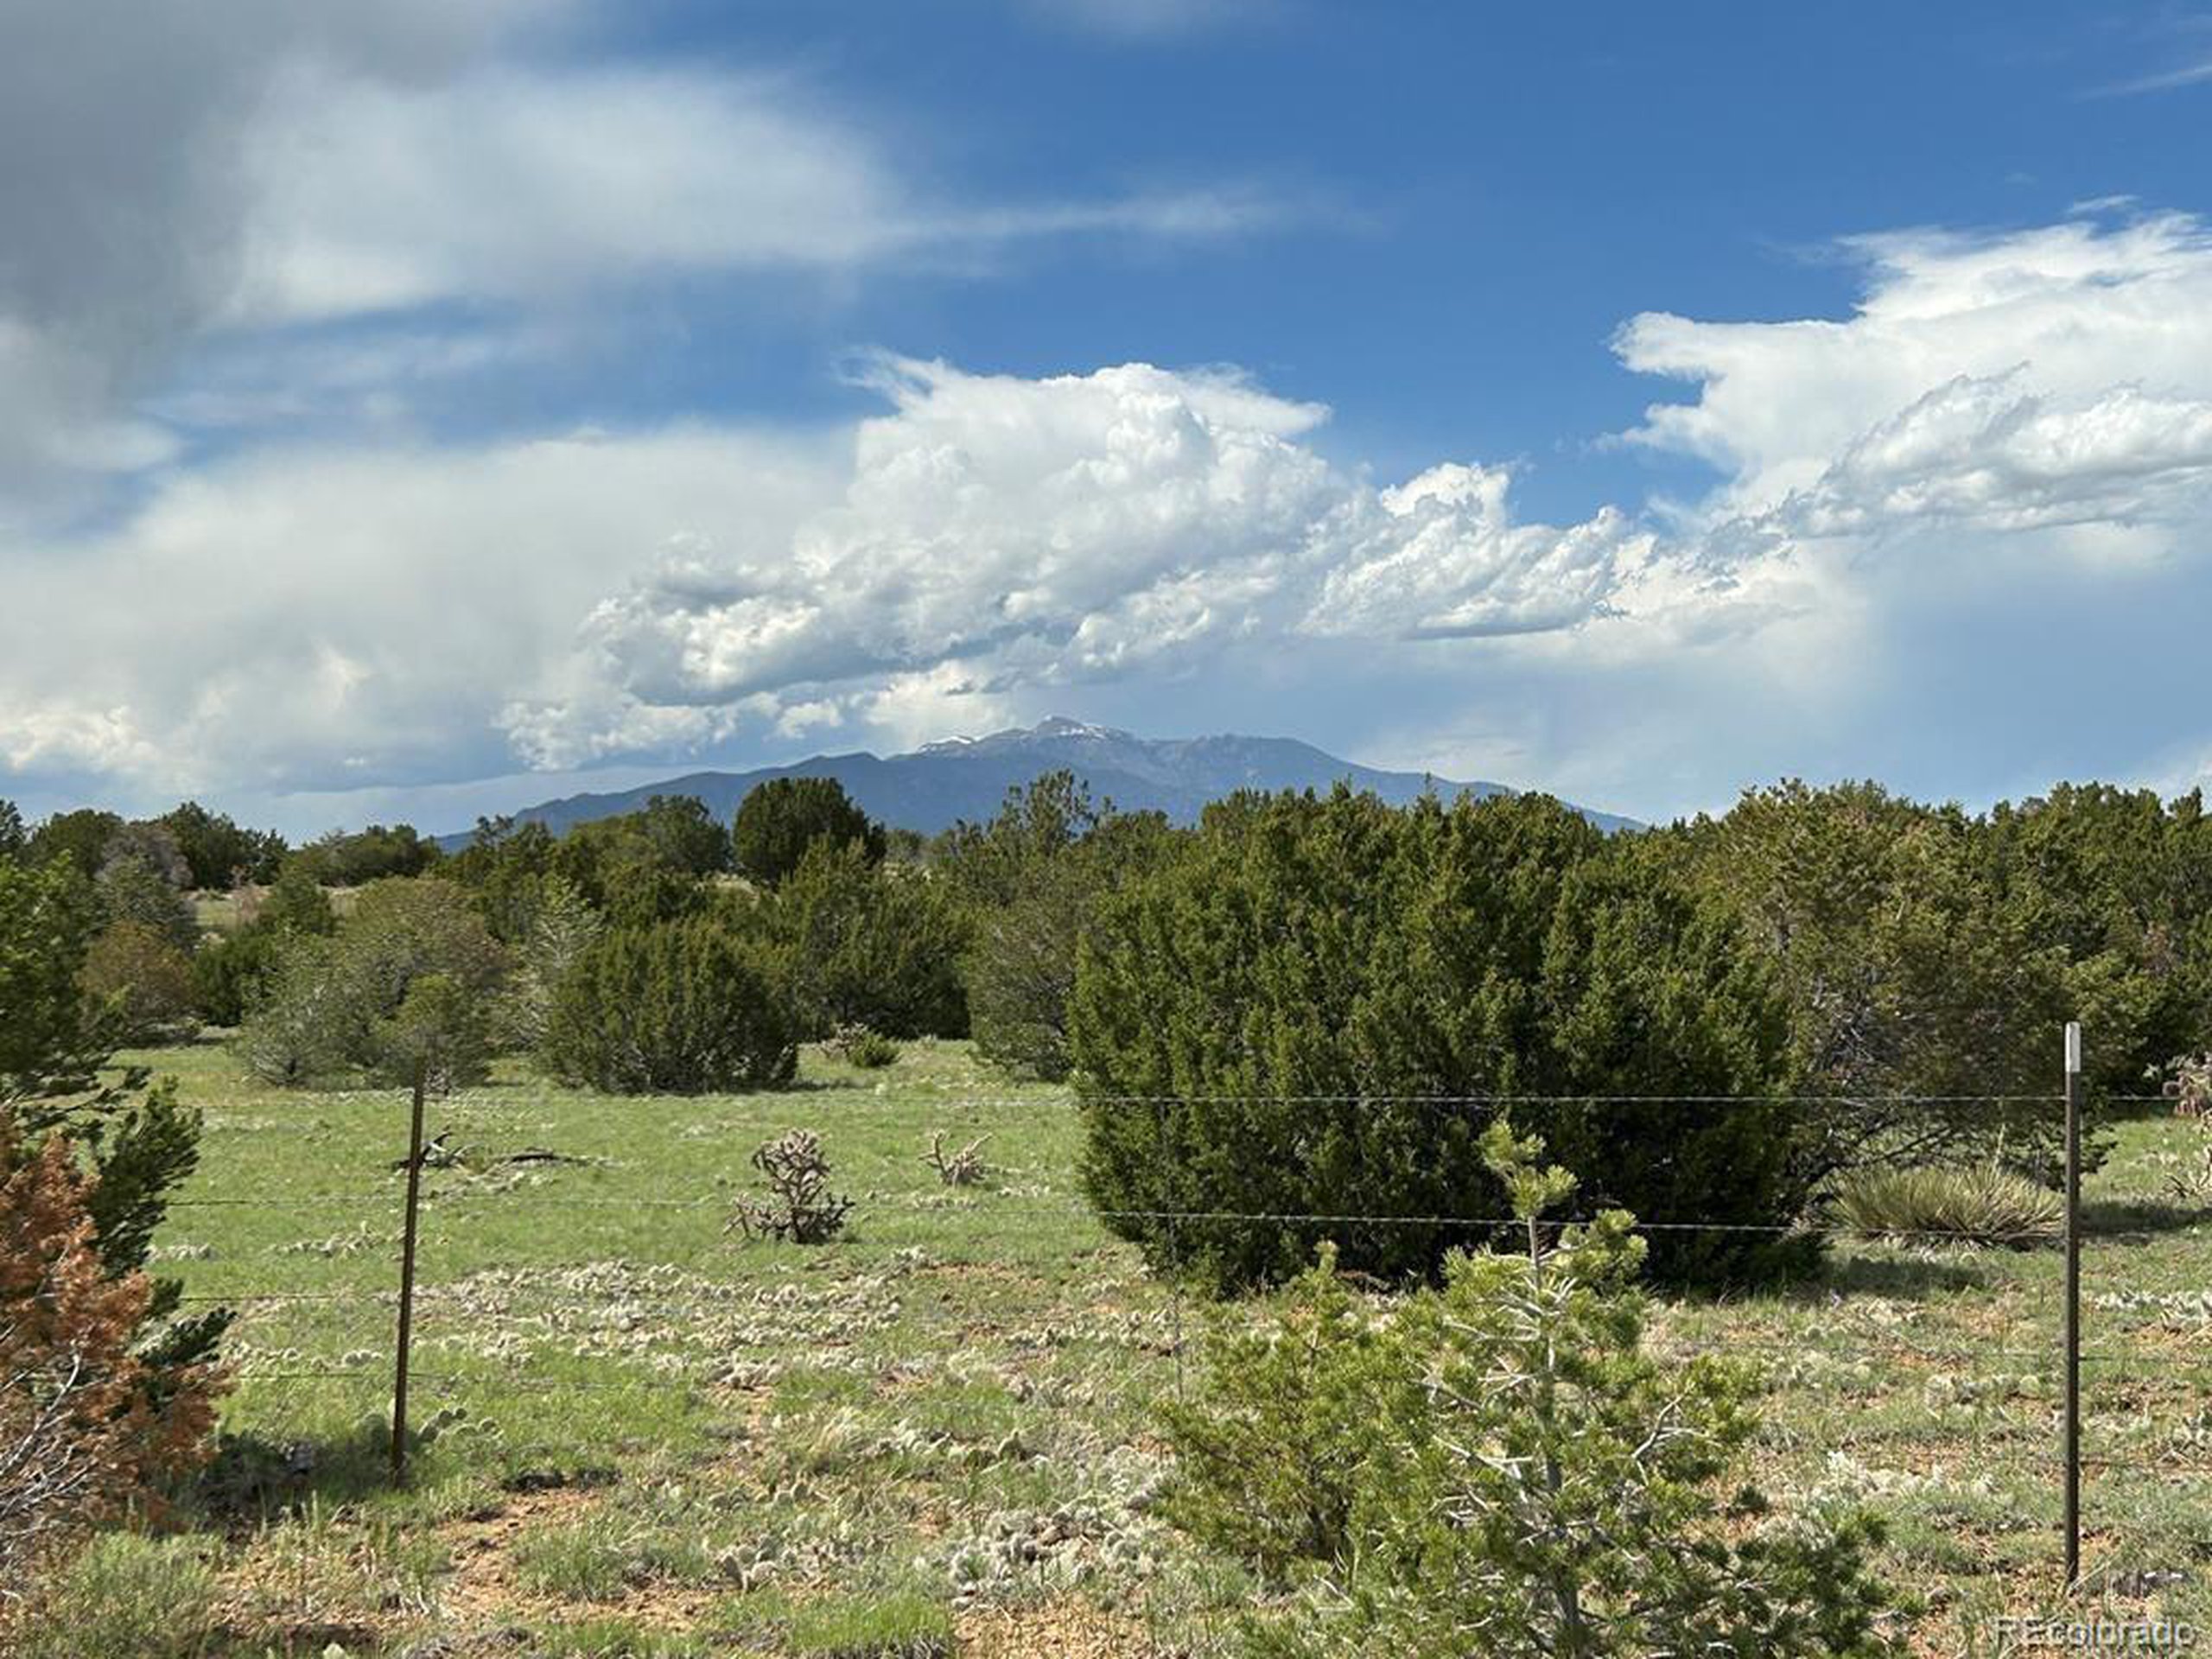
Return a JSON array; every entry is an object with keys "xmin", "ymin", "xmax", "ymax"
[
  {"xmin": 1800, "ymin": 1249, "xmax": 1991, "ymax": 1300},
  {"xmin": 1649, "ymin": 1242, "xmax": 1993, "ymax": 1311},
  {"xmin": 181, "ymin": 1419, "xmax": 402, "ymax": 1527},
  {"xmin": 2082, "ymin": 1196, "xmax": 2212, "ymax": 1238}
]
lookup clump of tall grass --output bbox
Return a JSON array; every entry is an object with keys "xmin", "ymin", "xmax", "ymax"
[
  {"xmin": 17, "ymin": 1535, "xmax": 225, "ymax": 1659},
  {"xmin": 786, "ymin": 1591, "xmax": 953, "ymax": 1657},
  {"xmin": 1829, "ymin": 1159, "xmax": 2062, "ymax": 1247}
]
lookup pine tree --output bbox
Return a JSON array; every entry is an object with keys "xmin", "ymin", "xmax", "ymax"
[
  {"xmin": 732, "ymin": 777, "xmax": 884, "ymax": 887},
  {"xmin": 1071, "ymin": 789, "xmax": 1808, "ymax": 1291},
  {"xmin": 498, "ymin": 873, "xmax": 601, "ymax": 1056},
  {"xmin": 1165, "ymin": 1124, "xmax": 1897, "ymax": 1658},
  {"xmin": 0, "ymin": 859, "xmax": 229, "ymax": 1385},
  {"xmin": 769, "ymin": 841, "xmax": 969, "ymax": 1039},
  {"xmin": 1, "ymin": 1128, "xmax": 226, "ymax": 1596}
]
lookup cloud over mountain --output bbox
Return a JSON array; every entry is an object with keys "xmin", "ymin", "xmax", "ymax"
[
  {"xmin": 6, "ymin": 1, "xmax": 2212, "ymax": 828},
  {"xmin": 505, "ymin": 358, "xmax": 1654, "ymax": 766}
]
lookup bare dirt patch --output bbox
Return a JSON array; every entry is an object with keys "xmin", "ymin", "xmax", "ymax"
[
  {"xmin": 957, "ymin": 1599, "xmax": 1158, "ymax": 1657},
  {"xmin": 436, "ymin": 1481, "xmax": 613, "ymax": 1627}
]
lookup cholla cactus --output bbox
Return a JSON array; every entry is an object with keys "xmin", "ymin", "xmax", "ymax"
[
  {"xmin": 2163, "ymin": 1053, "xmax": 2212, "ymax": 1118},
  {"xmin": 923, "ymin": 1131, "xmax": 990, "ymax": 1186},
  {"xmin": 2154, "ymin": 1055, "xmax": 2212, "ymax": 1204},
  {"xmin": 728, "ymin": 1130, "xmax": 853, "ymax": 1243}
]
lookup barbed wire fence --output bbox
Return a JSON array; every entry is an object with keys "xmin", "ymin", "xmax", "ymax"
[{"xmin": 153, "ymin": 1026, "xmax": 2212, "ymax": 1599}]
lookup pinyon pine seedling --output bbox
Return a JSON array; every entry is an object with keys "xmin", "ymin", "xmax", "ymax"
[
  {"xmin": 1162, "ymin": 1121, "xmax": 1897, "ymax": 1658},
  {"xmin": 1, "ymin": 856, "xmax": 227, "ymax": 1381}
]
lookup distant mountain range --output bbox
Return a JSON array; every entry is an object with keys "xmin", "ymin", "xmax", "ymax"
[{"xmin": 435, "ymin": 718, "xmax": 1637, "ymax": 848}]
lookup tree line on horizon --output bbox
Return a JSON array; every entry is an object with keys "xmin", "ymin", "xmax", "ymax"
[{"xmin": 4, "ymin": 770, "xmax": 2210, "ymax": 1282}]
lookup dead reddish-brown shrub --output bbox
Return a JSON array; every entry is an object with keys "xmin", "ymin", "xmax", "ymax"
[{"xmin": 0, "ymin": 1124, "xmax": 226, "ymax": 1602}]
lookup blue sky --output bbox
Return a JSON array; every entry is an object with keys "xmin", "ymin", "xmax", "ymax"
[{"xmin": 5, "ymin": 1, "xmax": 2212, "ymax": 835}]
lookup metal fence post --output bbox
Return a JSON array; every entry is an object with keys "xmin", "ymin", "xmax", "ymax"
[
  {"xmin": 391, "ymin": 1055, "xmax": 428, "ymax": 1482},
  {"xmin": 2063, "ymin": 1020, "xmax": 2083, "ymax": 1586},
  {"xmin": 1157, "ymin": 1096, "xmax": 1186, "ymax": 1404}
]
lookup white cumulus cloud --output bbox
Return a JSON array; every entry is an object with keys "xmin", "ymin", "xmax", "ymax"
[
  {"xmin": 505, "ymin": 357, "xmax": 1644, "ymax": 766},
  {"xmin": 1618, "ymin": 213, "xmax": 2212, "ymax": 527},
  {"xmin": 17, "ymin": 209, "xmax": 2212, "ymax": 823},
  {"xmin": 1773, "ymin": 373, "xmax": 2212, "ymax": 538},
  {"xmin": 0, "ymin": 428, "xmax": 842, "ymax": 794}
]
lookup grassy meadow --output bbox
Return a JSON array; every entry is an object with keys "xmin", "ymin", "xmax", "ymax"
[{"xmin": 35, "ymin": 1036, "xmax": 2212, "ymax": 1656}]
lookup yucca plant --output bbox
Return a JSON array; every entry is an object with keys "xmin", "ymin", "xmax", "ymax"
[{"xmin": 1828, "ymin": 1157, "xmax": 2062, "ymax": 1247}]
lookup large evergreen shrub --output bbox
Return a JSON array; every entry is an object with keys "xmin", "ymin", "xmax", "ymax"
[
  {"xmin": 156, "ymin": 801, "xmax": 285, "ymax": 889},
  {"xmin": 253, "ymin": 864, "xmax": 337, "ymax": 937},
  {"xmin": 189, "ymin": 923, "xmax": 280, "ymax": 1029},
  {"xmin": 92, "ymin": 846, "xmax": 199, "ymax": 954},
  {"xmin": 1531, "ymin": 838, "xmax": 1815, "ymax": 1286},
  {"xmin": 1683, "ymin": 783, "xmax": 2083, "ymax": 1176},
  {"xmin": 373, "ymin": 972, "xmax": 493, "ymax": 1092},
  {"xmin": 190, "ymin": 865, "xmax": 334, "ymax": 1027},
  {"xmin": 732, "ymin": 777, "xmax": 883, "ymax": 887},
  {"xmin": 545, "ymin": 917, "xmax": 798, "ymax": 1093},
  {"xmin": 286, "ymin": 823, "xmax": 439, "ymax": 886},
  {"xmin": 1069, "ymin": 788, "xmax": 1810, "ymax": 1292},
  {"xmin": 25, "ymin": 809, "xmax": 124, "ymax": 878},
  {"xmin": 942, "ymin": 773, "xmax": 1180, "ymax": 1080},
  {"xmin": 79, "ymin": 921, "xmax": 200, "ymax": 1045},
  {"xmin": 557, "ymin": 795, "xmax": 729, "ymax": 925},
  {"xmin": 237, "ymin": 877, "xmax": 506, "ymax": 1087},
  {"xmin": 771, "ymin": 841, "xmax": 969, "ymax": 1039}
]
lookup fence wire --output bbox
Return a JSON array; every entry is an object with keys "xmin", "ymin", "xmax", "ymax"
[{"xmin": 149, "ymin": 1080, "xmax": 2212, "ymax": 1594}]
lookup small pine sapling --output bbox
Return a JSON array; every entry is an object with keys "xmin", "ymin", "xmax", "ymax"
[{"xmin": 1163, "ymin": 1121, "xmax": 1897, "ymax": 1657}]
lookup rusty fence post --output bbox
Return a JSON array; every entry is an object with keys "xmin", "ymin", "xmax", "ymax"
[
  {"xmin": 391, "ymin": 1055, "xmax": 428, "ymax": 1482},
  {"xmin": 2063, "ymin": 1020, "xmax": 2083, "ymax": 1586}
]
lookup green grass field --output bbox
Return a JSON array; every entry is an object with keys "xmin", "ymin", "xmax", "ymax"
[{"xmin": 36, "ymin": 1038, "xmax": 2212, "ymax": 1656}]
